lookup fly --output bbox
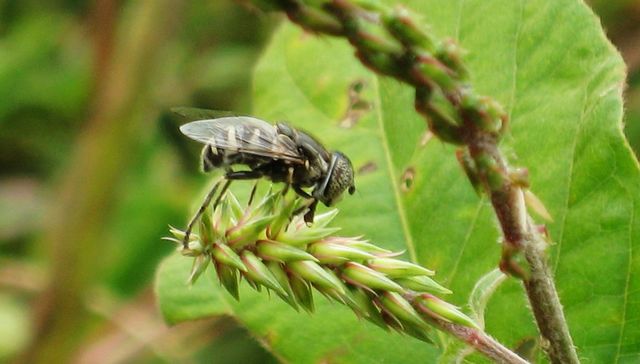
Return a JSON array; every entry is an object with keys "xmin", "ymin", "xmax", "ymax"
[{"xmin": 175, "ymin": 108, "xmax": 356, "ymax": 248}]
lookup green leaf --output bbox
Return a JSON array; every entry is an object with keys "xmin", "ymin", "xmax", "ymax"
[
  {"xmin": 155, "ymin": 254, "xmax": 231, "ymax": 324},
  {"xmin": 468, "ymin": 269, "xmax": 507, "ymax": 329},
  {"xmin": 439, "ymin": 269, "xmax": 508, "ymax": 363},
  {"xmin": 156, "ymin": 0, "xmax": 637, "ymax": 362}
]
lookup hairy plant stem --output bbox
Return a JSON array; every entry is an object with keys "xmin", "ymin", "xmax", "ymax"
[
  {"xmin": 467, "ymin": 131, "xmax": 579, "ymax": 364},
  {"xmin": 242, "ymin": 0, "xmax": 581, "ymax": 362},
  {"xmin": 434, "ymin": 319, "xmax": 528, "ymax": 364},
  {"xmin": 522, "ymin": 232, "xmax": 580, "ymax": 364}
]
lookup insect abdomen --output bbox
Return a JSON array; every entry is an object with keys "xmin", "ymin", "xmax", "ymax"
[
  {"xmin": 200, "ymin": 124, "xmax": 273, "ymax": 172},
  {"xmin": 201, "ymin": 145, "xmax": 224, "ymax": 172}
]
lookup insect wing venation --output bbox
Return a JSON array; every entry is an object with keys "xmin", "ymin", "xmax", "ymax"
[{"xmin": 180, "ymin": 117, "xmax": 303, "ymax": 163}]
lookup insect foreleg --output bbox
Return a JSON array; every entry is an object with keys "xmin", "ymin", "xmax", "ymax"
[
  {"xmin": 293, "ymin": 185, "xmax": 312, "ymax": 199},
  {"xmin": 182, "ymin": 177, "xmax": 224, "ymax": 249},
  {"xmin": 303, "ymin": 199, "xmax": 319, "ymax": 224},
  {"xmin": 290, "ymin": 195, "xmax": 318, "ymax": 226},
  {"xmin": 281, "ymin": 167, "xmax": 295, "ymax": 196}
]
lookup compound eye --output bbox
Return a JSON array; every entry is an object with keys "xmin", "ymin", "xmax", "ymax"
[{"xmin": 348, "ymin": 186, "xmax": 356, "ymax": 195}]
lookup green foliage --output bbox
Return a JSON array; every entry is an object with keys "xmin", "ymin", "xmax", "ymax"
[
  {"xmin": 156, "ymin": 0, "xmax": 640, "ymax": 362},
  {"xmin": 0, "ymin": 1, "xmax": 275, "ymax": 361},
  {"xmin": 0, "ymin": 294, "xmax": 30, "ymax": 360}
]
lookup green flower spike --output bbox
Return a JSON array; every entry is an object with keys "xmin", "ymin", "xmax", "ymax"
[
  {"xmin": 342, "ymin": 262, "xmax": 404, "ymax": 293},
  {"xmin": 289, "ymin": 272, "xmax": 314, "ymax": 313},
  {"xmin": 187, "ymin": 254, "xmax": 210, "ymax": 284},
  {"xmin": 414, "ymin": 293, "xmax": 479, "ymax": 329},
  {"xmin": 226, "ymin": 215, "xmax": 275, "ymax": 249},
  {"xmin": 288, "ymin": 260, "xmax": 346, "ymax": 294},
  {"xmin": 256, "ymin": 240, "xmax": 319, "ymax": 263},
  {"xmin": 308, "ymin": 240, "xmax": 376, "ymax": 264},
  {"xmin": 324, "ymin": 236, "xmax": 398, "ymax": 256},
  {"xmin": 215, "ymin": 262, "xmax": 239, "ymax": 301},
  {"xmin": 266, "ymin": 261, "xmax": 299, "ymax": 310},
  {"xmin": 378, "ymin": 291, "xmax": 431, "ymax": 331},
  {"xmin": 211, "ymin": 243, "xmax": 247, "ymax": 272},
  {"xmin": 167, "ymin": 184, "xmax": 477, "ymax": 344},
  {"xmin": 367, "ymin": 257, "xmax": 435, "ymax": 277},
  {"xmin": 240, "ymin": 250, "xmax": 288, "ymax": 296},
  {"xmin": 394, "ymin": 275, "xmax": 452, "ymax": 295}
]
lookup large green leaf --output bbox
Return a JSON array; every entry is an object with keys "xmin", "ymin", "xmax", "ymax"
[{"xmin": 157, "ymin": 0, "xmax": 638, "ymax": 362}]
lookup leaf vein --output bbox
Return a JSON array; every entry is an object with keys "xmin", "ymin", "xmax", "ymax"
[
  {"xmin": 614, "ymin": 188, "xmax": 634, "ymax": 363},
  {"xmin": 445, "ymin": 200, "xmax": 484, "ymax": 284},
  {"xmin": 371, "ymin": 77, "xmax": 418, "ymax": 262},
  {"xmin": 553, "ymin": 91, "xmax": 586, "ymax": 273},
  {"xmin": 506, "ymin": 0, "xmax": 524, "ymax": 117}
]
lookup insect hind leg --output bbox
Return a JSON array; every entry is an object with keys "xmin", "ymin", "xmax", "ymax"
[
  {"xmin": 182, "ymin": 177, "xmax": 224, "ymax": 249},
  {"xmin": 210, "ymin": 178, "xmax": 232, "ymax": 212},
  {"xmin": 182, "ymin": 177, "xmax": 234, "ymax": 250}
]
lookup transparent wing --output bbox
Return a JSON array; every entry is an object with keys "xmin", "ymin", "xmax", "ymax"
[
  {"xmin": 171, "ymin": 107, "xmax": 237, "ymax": 121},
  {"xmin": 180, "ymin": 117, "xmax": 304, "ymax": 163}
]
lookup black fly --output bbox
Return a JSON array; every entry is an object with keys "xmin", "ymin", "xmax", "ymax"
[{"xmin": 175, "ymin": 108, "xmax": 356, "ymax": 248}]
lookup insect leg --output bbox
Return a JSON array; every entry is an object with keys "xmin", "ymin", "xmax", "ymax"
[
  {"xmin": 210, "ymin": 178, "xmax": 232, "ymax": 212},
  {"xmin": 247, "ymin": 181, "xmax": 259, "ymax": 206},
  {"xmin": 304, "ymin": 199, "xmax": 319, "ymax": 224},
  {"xmin": 293, "ymin": 185, "xmax": 313, "ymax": 199},
  {"xmin": 291, "ymin": 186, "xmax": 316, "ymax": 222},
  {"xmin": 290, "ymin": 198, "xmax": 318, "ymax": 223},
  {"xmin": 182, "ymin": 177, "xmax": 224, "ymax": 249},
  {"xmin": 225, "ymin": 170, "xmax": 264, "ymax": 180},
  {"xmin": 281, "ymin": 167, "xmax": 294, "ymax": 196}
]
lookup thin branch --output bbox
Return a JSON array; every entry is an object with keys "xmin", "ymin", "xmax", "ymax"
[
  {"xmin": 522, "ymin": 227, "xmax": 579, "ymax": 364},
  {"xmin": 435, "ymin": 319, "xmax": 528, "ymax": 364}
]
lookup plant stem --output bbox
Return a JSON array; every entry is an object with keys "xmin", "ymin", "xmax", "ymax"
[
  {"xmin": 522, "ymin": 231, "xmax": 580, "ymax": 364},
  {"xmin": 468, "ymin": 137, "xmax": 579, "ymax": 364},
  {"xmin": 435, "ymin": 319, "xmax": 529, "ymax": 364}
]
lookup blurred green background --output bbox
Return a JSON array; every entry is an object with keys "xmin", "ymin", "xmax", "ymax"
[{"xmin": 0, "ymin": 0, "xmax": 637, "ymax": 362}]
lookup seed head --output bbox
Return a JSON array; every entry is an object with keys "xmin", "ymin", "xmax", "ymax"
[{"xmin": 166, "ymin": 184, "xmax": 477, "ymax": 342}]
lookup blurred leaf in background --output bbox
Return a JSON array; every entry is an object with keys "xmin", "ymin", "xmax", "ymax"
[
  {"xmin": 589, "ymin": 0, "xmax": 640, "ymax": 153},
  {"xmin": 0, "ymin": 0, "xmax": 278, "ymax": 362}
]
